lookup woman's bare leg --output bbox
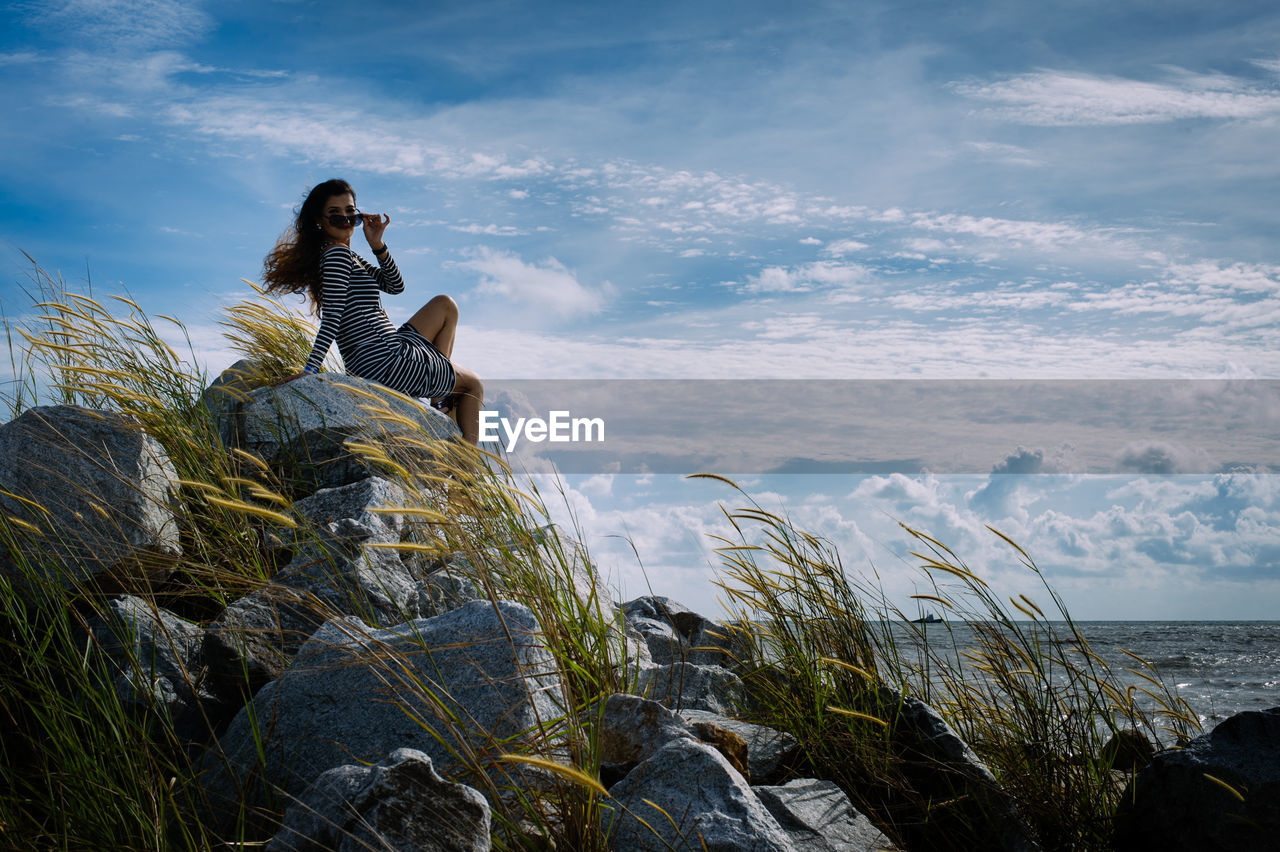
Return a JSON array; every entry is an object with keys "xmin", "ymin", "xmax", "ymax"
[
  {"xmin": 408, "ymin": 294, "xmax": 480, "ymax": 443},
  {"xmin": 450, "ymin": 365, "xmax": 483, "ymax": 445},
  {"xmin": 407, "ymin": 294, "xmax": 457, "ymax": 357}
]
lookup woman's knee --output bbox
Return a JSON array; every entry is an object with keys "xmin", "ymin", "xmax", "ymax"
[
  {"xmin": 426, "ymin": 294, "xmax": 457, "ymax": 321},
  {"xmin": 454, "ymin": 365, "xmax": 482, "ymax": 395}
]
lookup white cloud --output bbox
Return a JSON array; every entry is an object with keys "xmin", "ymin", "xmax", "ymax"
[
  {"xmin": 741, "ymin": 261, "xmax": 871, "ymax": 294},
  {"xmin": 965, "ymin": 140, "xmax": 1042, "ymax": 166},
  {"xmin": 822, "ymin": 238, "xmax": 869, "ymax": 257},
  {"xmin": 29, "ymin": 0, "xmax": 213, "ymax": 48},
  {"xmin": 953, "ymin": 69, "xmax": 1280, "ymax": 126},
  {"xmin": 449, "ymin": 223, "xmax": 527, "ymax": 236},
  {"xmin": 453, "ymin": 247, "xmax": 607, "ymax": 318},
  {"xmin": 911, "ymin": 212, "xmax": 1100, "ymax": 249}
]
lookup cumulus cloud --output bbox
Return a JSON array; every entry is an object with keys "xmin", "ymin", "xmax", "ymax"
[
  {"xmin": 449, "ymin": 223, "xmax": 527, "ymax": 236},
  {"xmin": 1116, "ymin": 441, "xmax": 1216, "ymax": 474},
  {"xmin": 741, "ymin": 261, "xmax": 871, "ymax": 293},
  {"xmin": 822, "ymin": 238, "xmax": 869, "ymax": 257},
  {"xmin": 952, "ymin": 69, "xmax": 1280, "ymax": 126},
  {"xmin": 454, "ymin": 246, "xmax": 608, "ymax": 317}
]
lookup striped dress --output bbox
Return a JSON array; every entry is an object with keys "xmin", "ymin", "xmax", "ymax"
[{"xmin": 303, "ymin": 245, "xmax": 455, "ymax": 398}]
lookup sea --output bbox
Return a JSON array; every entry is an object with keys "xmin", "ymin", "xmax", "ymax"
[{"xmin": 886, "ymin": 620, "xmax": 1279, "ymax": 735}]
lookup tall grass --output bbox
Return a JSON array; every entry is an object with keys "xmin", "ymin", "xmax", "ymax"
[
  {"xmin": 0, "ymin": 262, "xmax": 641, "ymax": 849},
  {"xmin": 707, "ymin": 477, "xmax": 1200, "ymax": 851},
  {"xmin": 0, "ymin": 258, "xmax": 1201, "ymax": 850}
]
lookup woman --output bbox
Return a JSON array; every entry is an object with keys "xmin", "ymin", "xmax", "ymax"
[{"xmin": 264, "ymin": 179, "xmax": 483, "ymax": 444}]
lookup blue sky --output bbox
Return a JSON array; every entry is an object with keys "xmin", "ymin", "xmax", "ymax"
[{"xmin": 1, "ymin": 0, "xmax": 1278, "ymax": 618}]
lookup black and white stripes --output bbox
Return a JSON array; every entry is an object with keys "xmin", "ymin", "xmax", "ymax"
[{"xmin": 303, "ymin": 245, "xmax": 454, "ymax": 399}]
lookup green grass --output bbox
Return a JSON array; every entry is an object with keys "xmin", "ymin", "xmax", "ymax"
[
  {"xmin": 0, "ymin": 258, "xmax": 1200, "ymax": 851},
  {"xmin": 707, "ymin": 478, "xmax": 1200, "ymax": 851}
]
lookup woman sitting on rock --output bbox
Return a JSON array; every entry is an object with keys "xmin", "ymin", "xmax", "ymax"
[{"xmin": 264, "ymin": 178, "xmax": 482, "ymax": 444}]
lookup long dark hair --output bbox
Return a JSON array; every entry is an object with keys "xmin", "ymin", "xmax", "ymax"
[{"xmin": 262, "ymin": 179, "xmax": 355, "ymax": 310}]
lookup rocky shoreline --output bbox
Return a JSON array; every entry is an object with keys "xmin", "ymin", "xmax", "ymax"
[{"xmin": 1, "ymin": 364, "xmax": 1276, "ymax": 851}]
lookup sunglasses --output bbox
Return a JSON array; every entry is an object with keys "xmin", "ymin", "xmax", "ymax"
[{"xmin": 324, "ymin": 212, "xmax": 365, "ymax": 227}]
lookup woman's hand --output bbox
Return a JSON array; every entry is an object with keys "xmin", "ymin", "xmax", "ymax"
[{"xmin": 362, "ymin": 212, "xmax": 390, "ymax": 251}]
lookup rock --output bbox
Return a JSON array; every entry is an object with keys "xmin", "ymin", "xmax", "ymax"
[
  {"xmin": 621, "ymin": 596, "xmax": 701, "ymax": 664},
  {"xmin": 232, "ymin": 373, "xmax": 459, "ymax": 495},
  {"xmin": 679, "ymin": 710, "xmax": 800, "ymax": 785},
  {"xmin": 878, "ymin": 688, "xmax": 1040, "ymax": 852},
  {"xmin": 413, "ymin": 569, "xmax": 485, "ymax": 619},
  {"xmin": 606, "ymin": 737, "xmax": 796, "ymax": 851},
  {"xmin": 628, "ymin": 614, "xmax": 684, "ymax": 664},
  {"xmin": 687, "ymin": 618, "xmax": 746, "ymax": 668},
  {"xmin": 291, "ymin": 476, "xmax": 413, "ymax": 545},
  {"xmin": 754, "ymin": 778, "xmax": 897, "ymax": 852},
  {"xmin": 688, "ymin": 720, "xmax": 750, "ymax": 780},
  {"xmin": 1100, "ymin": 728, "xmax": 1155, "ymax": 771},
  {"xmin": 635, "ymin": 661, "xmax": 743, "ymax": 715},
  {"xmin": 0, "ymin": 405, "xmax": 180, "ymax": 592},
  {"xmin": 204, "ymin": 544, "xmax": 421, "ymax": 692},
  {"xmin": 200, "ymin": 601, "xmax": 563, "ymax": 834},
  {"xmin": 598, "ymin": 694, "xmax": 694, "ymax": 766},
  {"xmin": 266, "ymin": 747, "xmax": 490, "ymax": 852},
  {"xmin": 88, "ymin": 595, "xmax": 206, "ymax": 718},
  {"xmin": 1113, "ymin": 707, "xmax": 1280, "ymax": 852},
  {"xmin": 202, "ymin": 358, "xmax": 272, "ymax": 448}
]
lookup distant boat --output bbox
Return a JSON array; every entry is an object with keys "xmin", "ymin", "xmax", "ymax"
[{"xmin": 911, "ymin": 613, "xmax": 943, "ymax": 624}]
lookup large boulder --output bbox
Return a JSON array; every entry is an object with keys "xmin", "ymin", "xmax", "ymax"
[
  {"xmin": 634, "ymin": 661, "xmax": 743, "ymax": 715},
  {"xmin": 200, "ymin": 601, "xmax": 564, "ymax": 833},
  {"xmin": 88, "ymin": 595, "xmax": 207, "ymax": 719},
  {"xmin": 266, "ymin": 748, "xmax": 491, "ymax": 852},
  {"xmin": 599, "ymin": 693, "xmax": 694, "ymax": 766},
  {"xmin": 879, "ymin": 689, "xmax": 1040, "ymax": 852},
  {"xmin": 1113, "ymin": 707, "xmax": 1280, "ymax": 851},
  {"xmin": 291, "ymin": 476, "xmax": 413, "ymax": 545},
  {"xmin": 202, "ymin": 358, "xmax": 273, "ymax": 448},
  {"xmin": 228, "ymin": 373, "xmax": 459, "ymax": 494},
  {"xmin": 0, "ymin": 405, "xmax": 181, "ymax": 593},
  {"xmin": 754, "ymin": 779, "xmax": 897, "ymax": 852},
  {"xmin": 204, "ymin": 544, "xmax": 430, "ymax": 692},
  {"xmin": 621, "ymin": 596, "xmax": 702, "ymax": 664},
  {"xmin": 680, "ymin": 710, "xmax": 801, "ymax": 784},
  {"xmin": 606, "ymin": 737, "xmax": 796, "ymax": 851}
]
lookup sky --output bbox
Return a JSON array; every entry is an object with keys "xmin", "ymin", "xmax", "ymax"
[{"xmin": 1, "ymin": 0, "xmax": 1278, "ymax": 619}]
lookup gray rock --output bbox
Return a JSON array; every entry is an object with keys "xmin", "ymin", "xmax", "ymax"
[
  {"xmin": 606, "ymin": 737, "xmax": 796, "ymax": 851},
  {"xmin": 0, "ymin": 405, "xmax": 180, "ymax": 591},
  {"xmin": 233, "ymin": 373, "xmax": 459, "ymax": 494},
  {"xmin": 679, "ymin": 710, "xmax": 800, "ymax": 785},
  {"xmin": 687, "ymin": 618, "xmax": 746, "ymax": 669},
  {"xmin": 266, "ymin": 747, "xmax": 490, "ymax": 852},
  {"xmin": 754, "ymin": 779, "xmax": 896, "ymax": 852},
  {"xmin": 89, "ymin": 595, "xmax": 205, "ymax": 717},
  {"xmin": 1113, "ymin": 707, "xmax": 1280, "ymax": 852},
  {"xmin": 878, "ymin": 688, "xmax": 1040, "ymax": 852},
  {"xmin": 599, "ymin": 694, "xmax": 694, "ymax": 766},
  {"xmin": 619, "ymin": 597, "xmax": 744, "ymax": 669},
  {"xmin": 201, "ymin": 601, "xmax": 563, "ymax": 833},
  {"xmin": 205, "ymin": 545, "xmax": 424, "ymax": 690},
  {"xmin": 202, "ymin": 358, "xmax": 272, "ymax": 448},
  {"xmin": 1099, "ymin": 727, "xmax": 1155, "ymax": 771},
  {"xmin": 628, "ymin": 615, "xmax": 685, "ymax": 665},
  {"xmin": 291, "ymin": 476, "xmax": 413, "ymax": 545},
  {"xmin": 413, "ymin": 569, "xmax": 485, "ymax": 619},
  {"xmin": 635, "ymin": 661, "xmax": 743, "ymax": 715}
]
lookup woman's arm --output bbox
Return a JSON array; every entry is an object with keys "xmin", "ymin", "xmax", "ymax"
[
  {"xmin": 354, "ymin": 249, "xmax": 405, "ymax": 295},
  {"xmin": 303, "ymin": 245, "xmax": 353, "ymax": 373},
  {"xmin": 359, "ymin": 211, "xmax": 404, "ymax": 295}
]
